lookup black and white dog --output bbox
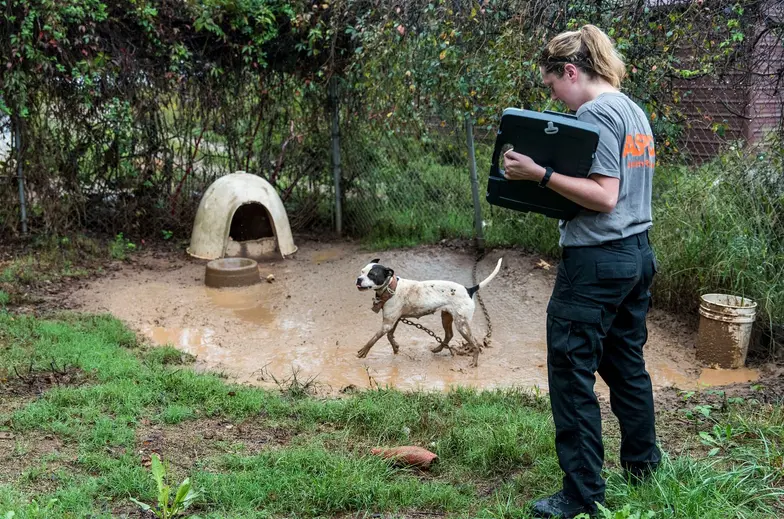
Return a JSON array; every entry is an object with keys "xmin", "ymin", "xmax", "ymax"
[{"xmin": 355, "ymin": 257, "xmax": 503, "ymax": 367}]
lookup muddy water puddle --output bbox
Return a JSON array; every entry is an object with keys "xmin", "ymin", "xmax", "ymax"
[
  {"xmin": 144, "ymin": 326, "xmax": 226, "ymax": 365},
  {"xmin": 696, "ymin": 367, "xmax": 759, "ymax": 386},
  {"xmin": 311, "ymin": 247, "xmax": 346, "ymax": 264},
  {"xmin": 73, "ymin": 241, "xmax": 760, "ymax": 395},
  {"xmin": 207, "ymin": 286, "xmax": 279, "ymax": 326},
  {"xmin": 143, "ymin": 323, "xmax": 758, "ymax": 393}
]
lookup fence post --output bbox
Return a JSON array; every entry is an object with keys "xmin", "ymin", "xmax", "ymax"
[
  {"xmin": 13, "ymin": 115, "xmax": 28, "ymax": 235},
  {"xmin": 329, "ymin": 78, "xmax": 342, "ymax": 235},
  {"xmin": 465, "ymin": 114, "xmax": 484, "ymax": 251}
]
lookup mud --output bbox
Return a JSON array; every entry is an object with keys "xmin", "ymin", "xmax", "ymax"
[
  {"xmin": 70, "ymin": 240, "xmax": 771, "ymax": 396},
  {"xmin": 1, "ymin": 365, "xmax": 90, "ymax": 398},
  {"xmin": 696, "ymin": 315, "xmax": 750, "ymax": 369},
  {"xmin": 135, "ymin": 417, "xmax": 292, "ymax": 471},
  {"xmin": 0, "ymin": 431, "xmax": 77, "ymax": 492}
]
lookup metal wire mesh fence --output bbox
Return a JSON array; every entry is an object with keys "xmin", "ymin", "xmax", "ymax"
[{"xmin": 339, "ymin": 118, "xmax": 480, "ymax": 246}]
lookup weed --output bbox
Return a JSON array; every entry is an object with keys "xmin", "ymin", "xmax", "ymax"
[
  {"xmin": 109, "ymin": 233, "xmax": 136, "ymax": 260},
  {"xmin": 130, "ymin": 454, "xmax": 200, "ymax": 519}
]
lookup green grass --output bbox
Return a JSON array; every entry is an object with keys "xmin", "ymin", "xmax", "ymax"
[{"xmin": 1, "ymin": 312, "xmax": 782, "ymax": 518}]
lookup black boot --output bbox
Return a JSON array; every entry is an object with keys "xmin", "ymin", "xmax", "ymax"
[{"xmin": 531, "ymin": 490, "xmax": 601, "ymax": 518}]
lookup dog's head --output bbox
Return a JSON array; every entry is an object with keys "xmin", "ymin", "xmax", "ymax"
[{"xmin": 356, "ymin": 259, "xmax": 394, "ymax": 291}]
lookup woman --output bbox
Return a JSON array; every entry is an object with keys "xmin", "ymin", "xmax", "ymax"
[{"xmin": 503, "ymin": 24, "xmax": 661, "ymax": 518}]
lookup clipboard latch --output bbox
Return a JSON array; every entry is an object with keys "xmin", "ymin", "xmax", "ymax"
[{"xmin": 544, "ymin": 121, "xmax": 559, "ymax": 135}]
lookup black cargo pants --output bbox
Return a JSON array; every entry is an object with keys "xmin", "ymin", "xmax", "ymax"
[{"xmin": 546, "ymin": 230, "xmax": 662, "ymax": 507}]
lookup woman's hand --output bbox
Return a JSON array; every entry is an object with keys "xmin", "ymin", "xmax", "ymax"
[
  {"xmin": 503, "ymin": 150, "xmax": 545, "ymax": 182},
  {"xmin": 501, "ymin": 149, "xmax": 620, "ymax": 213}
]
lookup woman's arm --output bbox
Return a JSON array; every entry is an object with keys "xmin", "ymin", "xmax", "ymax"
[{"xmin": 503, "ymin": 151, "xmax": 619, "ymax": 213}]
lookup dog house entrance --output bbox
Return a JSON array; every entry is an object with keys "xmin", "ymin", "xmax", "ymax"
[
  {"xmin": 225, "ymin": 202, "xmax": 278, "ymax": 259},
  {"xmin": 187, "ymin": 171, "xmax": 298, "ymax": 260}
]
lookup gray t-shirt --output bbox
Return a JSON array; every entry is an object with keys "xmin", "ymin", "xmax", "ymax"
[{"xmin": 558, "ymin": 92, "xmax": 655, "ymax": 247}]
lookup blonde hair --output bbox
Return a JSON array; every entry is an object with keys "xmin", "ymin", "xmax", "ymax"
[{"xmin": 538, "ymin": 25, "xmax": 626, "ymax": 88}]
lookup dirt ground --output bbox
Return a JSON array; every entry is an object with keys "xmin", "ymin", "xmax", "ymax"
[{"xmin": 64, "ymin": 239, "xmax": 777, "ymax": 397}]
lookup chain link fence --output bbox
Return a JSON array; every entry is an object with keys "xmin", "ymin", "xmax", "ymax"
[{"xmin": 339, "ymin": 116, "xmax": 482, "ymax": 247}]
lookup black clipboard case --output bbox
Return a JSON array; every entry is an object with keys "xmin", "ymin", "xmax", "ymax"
[{"xmin": 486, "ymin": 108, "xmax": 601, "ymax": 220}]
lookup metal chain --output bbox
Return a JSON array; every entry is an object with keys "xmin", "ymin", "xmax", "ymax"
[
  {"xmin": 400, "ymin": 248, "xmax": 493, "ymax": 350},
  {"xmin": 400, "ymin": 318, "xmax": 442, "ymax": 343},
  {"xmin": 472, "ymin": 250, "xmax": 493, "ymax": 348}
]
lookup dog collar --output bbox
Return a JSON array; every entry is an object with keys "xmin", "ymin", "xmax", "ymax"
[{"xmin": 371, "ymin": 276, "xmax": 399, "ymax": 313}]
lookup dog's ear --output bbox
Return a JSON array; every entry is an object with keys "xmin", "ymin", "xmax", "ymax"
[
  {"xmin": 385, "ymin": 267, "xmax": 394, "ymax": 278},
  {"xmin": 371, "ymin": 258, "xmax": 380, "ymax": 264}
]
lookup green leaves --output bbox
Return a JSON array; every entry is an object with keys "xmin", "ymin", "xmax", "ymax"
[
  {"xmin": 0, "ymin": 0, "xmax": 297, "ymax": 116},
  {"xmin": 129, "ymin": 453, "xmax": 201, "ymax": 519},
  {"xmin": 151, "ymin": 454, "xmax": 167, "ymax": 508},
  {"xmin": 128, "ymin": 497, "xmax": 152, "ymax": 512}
]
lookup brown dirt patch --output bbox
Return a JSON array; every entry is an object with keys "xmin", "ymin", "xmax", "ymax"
[
  {"xmin": 134, "ymin": 417, "xmax": 293, "ymax": 474},
  {"xmin": 336, "ymin": 513, "xmax": 448, "ymax": 519},
  {"xmin": 3, "ymin": 238, "xmax": 187, "ymax": 316},
  {"xmin": 0, "ymin": 431, "xmax": 78, "ymax": 492},
  {"xmin": 109, "ymin": 416, "xmax": 295, "ymax": 517},
  {"xmin": 0, "ymin": 364, "xmax": 90, "ymax": 399},
  {"xmin": 641, "ymin": 371, "xmax": 784, "ymax": 460},
  {"xmin": 111, "ymin": 503, "xmax": 159, "ymax": 519},
  {"xmin": 0, "ymin": 365, "xmax": 87, "ymax": 492},
  {"xmin": 655, "ymin": 365, "xmax": 784, "ymax": 412}
]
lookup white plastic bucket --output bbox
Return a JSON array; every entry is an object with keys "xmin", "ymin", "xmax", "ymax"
[{"xmin": 697, "ymin": 293, "xmax": 757, "ymax": 369}]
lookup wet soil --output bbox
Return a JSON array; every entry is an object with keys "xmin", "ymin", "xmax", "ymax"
[
  {"xmin": 134, "ymin": 416, "xmax": 293, "ymax": 473},
  {"xmin": 1, "ymin": 364, "xmax": 90, "ymax": 398},
  {"xmin": 69, "ymin": 240, "xmax": 777, "ymax": 396},
  {"xmin": 0, "ymin": 431, "xmax": 79, "ymax": 494}
]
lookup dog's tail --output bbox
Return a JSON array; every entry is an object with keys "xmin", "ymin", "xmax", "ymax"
[{"xmin": 466, "ymin": 257, "xmax": 503, "ymax": 298}]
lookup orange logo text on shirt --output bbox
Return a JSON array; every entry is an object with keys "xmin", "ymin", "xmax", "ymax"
[{"xmin": 623, "ymin": 134, "xmax": 655, "ymax": 168}]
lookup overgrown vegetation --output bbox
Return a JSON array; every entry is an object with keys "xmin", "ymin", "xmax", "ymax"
[
  {"xmin": 1, "ymin": 312, "xmax": 783, "ymax": 518},
  {"xmin": 650, "ymin": 141, "xmax": 784, "ymax": 332},
  {"xmin": 0, "ymin": 234, "xmax": 133, "ymax": 308},
  {"xmin": 0, "ymin": 0, "xmax": 772, "ymax": 238},
  {"xmin": 1, "ymin": 2, "xmax": 782, "ymax": 516}
]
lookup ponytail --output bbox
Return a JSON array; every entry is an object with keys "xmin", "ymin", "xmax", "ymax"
[
  {"xmin": 580, "ymin": 25, "xmax": 626, "ymax": 88},
  {"xmin": 538, "ymin": 24, "xmax": 626, "ymax": 88}
]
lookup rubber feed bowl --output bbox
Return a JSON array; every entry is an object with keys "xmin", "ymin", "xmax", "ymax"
[{"xmin": 204, "ymin": 258, "xmax": 260, "ymax": 288}]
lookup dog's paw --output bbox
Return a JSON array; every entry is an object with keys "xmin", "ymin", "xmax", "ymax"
[
  {"xmin": 356, "ymin": 350, "xmax": 368, "ymax": 358},
  {"xmin": 453, "ymin": 343, "xmax": 472, "ymax": 356}
]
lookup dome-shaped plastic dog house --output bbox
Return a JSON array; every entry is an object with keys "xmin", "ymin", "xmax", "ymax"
[{"xmin": 187, "ymin": 171, "xmax": 297, "ymax": 260}]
